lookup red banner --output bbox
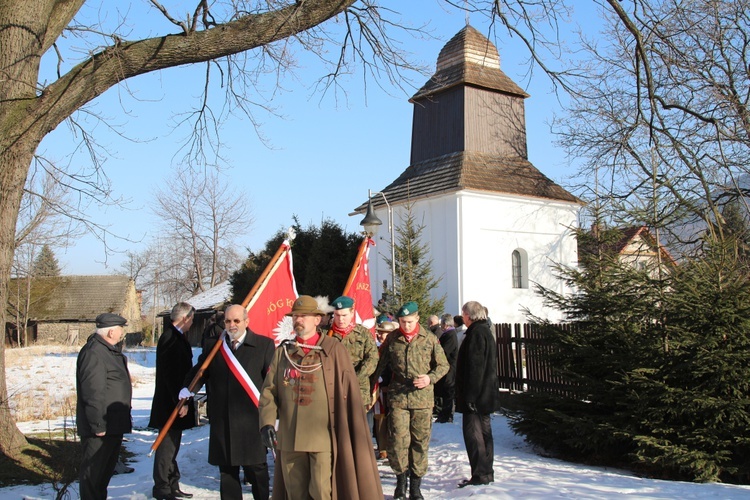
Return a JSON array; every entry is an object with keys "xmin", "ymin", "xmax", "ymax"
[
  {"xmin": 245, "ymin": 241, "xmax": 298, "ymax": 344},
  {"xmin": 343, "ymin": 237, "xmax": 377, "ymax": 335}
]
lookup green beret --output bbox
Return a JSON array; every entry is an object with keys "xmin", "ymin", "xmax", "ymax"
[
  {"xmin": 331, "ymin": 296, "xmax": 354, "ymax": 310},
  {"xmin": 376, "ymin": 313, "xmax": 390, "ymax": 325},
  {"xmin": 396, "ymin": 301, "xmax": 418, "ymax": 318}
]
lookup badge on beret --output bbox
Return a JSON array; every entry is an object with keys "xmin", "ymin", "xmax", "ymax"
[{"xmin": 396, "ymin": 301, "xmax": 418, "ymax": 318}]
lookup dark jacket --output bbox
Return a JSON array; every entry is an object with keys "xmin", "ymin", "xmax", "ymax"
[
  {"xmin": 455, "ymin": 319, "xmax": 499, "ymax": 415},
  {"xmin": 435, "ymin": 327, "xmax": 458, "ymax": 394},
  {"xmin": 76, "ymin": 333, "xmax": 132, "ymax": 437},
  {"xmin": 149, "ymin": 324, "xmax": 196, "ymax": 430},
  {"xmin": 185, "ymin": 329, "xmax": 275, "ymax": 466}
]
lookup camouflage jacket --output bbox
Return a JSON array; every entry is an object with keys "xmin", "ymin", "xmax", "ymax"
[
  {"xmin": 374, "ymin": 325, "xmax": 448, "ymax": 410},
  {"xmin": 331, "ymin": 324, "xmax": 379, "ymax": 406}
]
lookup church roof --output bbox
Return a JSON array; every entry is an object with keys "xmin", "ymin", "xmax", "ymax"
[
  {"xmin": 411, "ymin": 25, "xmax": 529, "ymax": 101},
  {"xmin": 353, "ymin": 151, "xmax": 580, "ymax": 212}
]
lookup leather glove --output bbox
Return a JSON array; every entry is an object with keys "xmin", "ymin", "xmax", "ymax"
[
  {"xmin": 178, "ymin": 387, "xmax": 194, "ymax": 400},
  {"xmin": 260, "ymin": 425, "xmax": 278, "ymax": 449},
  {"xmin": 467, "ymin": 403, "xmax": 478, "ymax": 414}
]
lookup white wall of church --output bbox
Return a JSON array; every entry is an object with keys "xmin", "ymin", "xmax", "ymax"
[{"xmin": 364, "ymin": 191, "xmax": 581, "ymax": 323}]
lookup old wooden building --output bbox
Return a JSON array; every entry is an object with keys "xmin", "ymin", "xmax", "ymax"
[{"xmin": 354, "ymin": 25, "xmax": 583, "ymax": 322}]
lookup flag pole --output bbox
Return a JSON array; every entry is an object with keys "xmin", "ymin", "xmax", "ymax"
[{"xmin": 150, "ymin": 236, "xmax": 294, "ymax": 456}]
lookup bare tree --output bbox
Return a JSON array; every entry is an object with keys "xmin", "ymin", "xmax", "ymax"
[{"xmin": 153, "ymin": 165, "xmax": 250, "ymax": 295}]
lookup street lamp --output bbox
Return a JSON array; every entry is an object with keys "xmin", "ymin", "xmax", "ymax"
[{"xmin": 360, "ymin": 189, "xmax": 396, "ymax": 299}]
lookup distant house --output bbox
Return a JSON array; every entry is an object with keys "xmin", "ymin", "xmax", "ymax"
[
  {"xmin": 157, "ymin": 280, "xmax": 232, "ymax": 347},
  {"xmin": 580, "ymin": 225, "xmax": 677, "ymax": 274},
  {"xmin": 5, "ymin": 275, "xmax": 142, "ymax": 346}
]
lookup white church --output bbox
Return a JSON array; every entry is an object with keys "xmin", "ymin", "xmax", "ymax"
[{"xmin": 353, "ymin": 25, "xmax": 583, "ymax": 324}]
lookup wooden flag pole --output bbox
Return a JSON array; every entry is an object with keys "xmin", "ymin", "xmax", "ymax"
[{"xmin": 150, "ymin": 239, "xmax": 292, "ymax": 456}]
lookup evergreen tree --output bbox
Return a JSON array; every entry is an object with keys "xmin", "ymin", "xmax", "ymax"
[
  {"xmin": 230, "ymin": 218, "xmax": 360, "ymax": 304},
  {"xmin": 514, "ymin": 228, "xmax": 750, "ymax": 484},
  {"xmin": 382, "ymin": 202, "xmax": 445, "ymax": 319},
  {"xmin": 31, "ymin": 244, "xmax": 60, "ymax": 277}
]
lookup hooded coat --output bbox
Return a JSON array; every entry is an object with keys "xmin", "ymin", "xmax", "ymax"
[{"xmin": 259, "ymin": 334, "xmax": 383, "ymax": 499}]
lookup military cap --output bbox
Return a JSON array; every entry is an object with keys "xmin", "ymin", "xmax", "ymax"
[
  {"xmin": 396, "ymin": 301, "xmax": 419, "ymax": 318},
  {"xmin": 376, "ymin": 313, "xmax": 390, "ymax": 325},
  {"xmin": 286, "ymin": 295, "xmax": 326, "ymax": 316},
  {"xmin": 331, "ymin": 296, "xmax": 355, "ymax": 310},
  {"xmin": 96, "ymin": 313, "xmax": 127, "ymax": 328}
]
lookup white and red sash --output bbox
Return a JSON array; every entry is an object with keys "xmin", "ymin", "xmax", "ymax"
[{"xmin": 219, "ymin": 332, "xmax": 260, "ymax": 407}]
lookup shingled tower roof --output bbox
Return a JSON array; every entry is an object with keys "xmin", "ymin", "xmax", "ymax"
[{"xmin": 354, "ymin": 25, "xmax": 579, "ymax": 213}]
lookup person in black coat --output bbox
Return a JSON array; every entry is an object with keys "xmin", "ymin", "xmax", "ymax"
[
  {"xmin": 149, "ymin": 302, "xmax": 197, "ymax": 500},
  {"xmin": 76, "ymin": 313, "xmax": 132, "ymax": 500},
  {"xmin": 455, "ymin": 301, "xmax": 499, "ymax": 488},
  {"xmin": 182, "ymin": 304, "xmax": 275, "ymax": 500},
  {"xmin": 434, "ymin": 313, "xmax": 458, "ymax": 423}
]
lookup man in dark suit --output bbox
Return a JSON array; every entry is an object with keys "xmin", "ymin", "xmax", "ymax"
[
  {"xmin": 455, "ymin": 301, "xmax": 499, "ymax": 488},
  {"xmin": 183, "ymin": 304, "xmax": 275, "ymax": 500},
  {"xmin": 76, "ymin": 313, "xmax": 132, "ymax": 500},
  {"xmin": 149, "ymin": 302, "xmax": 196, "ymax": 500}
]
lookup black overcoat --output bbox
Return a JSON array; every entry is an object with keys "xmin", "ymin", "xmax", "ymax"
[
  {"xmin": 148, "ymin": 324, "xmax": 196, "ymax": 430},
  {"xmin": 435, "ymin": 327, "xmax": 458, "ymax": 396},
  {"xmin": 185, "ymin": 329, "xmax": 275, "ymax": 465},
  {"xmin": 455, "ymin": 319, "xmax": 499, "ymax": 415},
  {"xmin": 76, "ymin": 333, "xmax": 132, "ymax": 437}
]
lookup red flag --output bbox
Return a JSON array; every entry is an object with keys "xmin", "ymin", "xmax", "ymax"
[
  {"xmin": 343, "ymin": 237, "xmax": 377, "ymax": 334},
  {"xmin": 244, "ymin": 240, "xmax": 298, "ymax": 344}
]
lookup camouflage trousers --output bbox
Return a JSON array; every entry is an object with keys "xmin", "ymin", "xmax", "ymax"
[{"xmin": 387, "ymin": 407, "xmax": 433, "ymax": 477}]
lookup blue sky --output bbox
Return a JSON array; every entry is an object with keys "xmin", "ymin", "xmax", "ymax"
[{"xmin": 38, "ymin": 1, "xmax": 597, "ymax": 275}]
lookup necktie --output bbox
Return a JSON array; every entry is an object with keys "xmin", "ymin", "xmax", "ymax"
[{"xmin": 232, "ymin": 340, "xmax": 239, "ymax": 351}]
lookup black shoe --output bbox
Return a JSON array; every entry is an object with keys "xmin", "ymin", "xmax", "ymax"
[
  {"xmin": 154, "ymin": 495, "xmax": 178, "ymax": 500},
  {"xmin": 457, "ymin": 477, "xmax": 491, "ymax": 488},
  {"xmin": 435, "ymin": 416, "xmax": 453, "ymax": 423},
  {"xmin": 172, "ymin": 490, "xmax": 193, "ymax": 498}
]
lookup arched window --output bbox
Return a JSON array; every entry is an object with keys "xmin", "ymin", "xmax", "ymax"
[{"xmin": 512, "ymin": 250, "xmax": 522, "ymax": 288}]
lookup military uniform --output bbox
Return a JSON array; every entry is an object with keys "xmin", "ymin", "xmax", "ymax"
[
  {"xmin": 330, "ymin": 323, "xmax": 379, "ymax": 406},
  {"xmin": 375, "ymin": 322, "xmax": 448, "ymax": 478}
]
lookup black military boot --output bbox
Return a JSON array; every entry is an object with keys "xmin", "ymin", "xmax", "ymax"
[
  {"xmin": 394, "ymin": 473, "xmax": 408, "ymax": 499},
  {"xmin": 409, "ymin": 473, "xmax": 424, "ymax": 500}
]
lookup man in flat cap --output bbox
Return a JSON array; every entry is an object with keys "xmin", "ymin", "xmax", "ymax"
[
  {"xmin": 259, "ymin": 295, "xmax": 383, "ymax": 499},
  {"xmin": 374, "ymin": 301, "xmax": 449, "ymax": 500},
  {"xmin": 76, "ymin": 313, "xmax": 132, "ymax": 500},
  {"xmin": 328, "ymin": 295, "xmax": 379, "ymax": 419}
]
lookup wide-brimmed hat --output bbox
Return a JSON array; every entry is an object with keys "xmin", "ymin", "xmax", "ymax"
[
  {"xmin": 376, "ymin": 321, "xmax": 397, "ymax": 334},
  {"xmin": 286, "ymin": 295, "xmax": 326, "ymax": 316}
]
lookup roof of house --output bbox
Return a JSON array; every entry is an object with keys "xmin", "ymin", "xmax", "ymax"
[
  {"xmin": 582, "ymin": 225, "xmax": 677, "ymax": 266},
  {"xmin": 353, "ymin": 151, "xmax": 581, "ymax": 212},
  {"xmin": 411, "ymin": 25, "xmax": 529, "ymax": 101},
  {"xmin": 8, "ymin": 275, "xmax": 135, "ymax": 322},
  {"xmin": 156, "ymin": 280, "xmax": 233, "ymax": 317}
]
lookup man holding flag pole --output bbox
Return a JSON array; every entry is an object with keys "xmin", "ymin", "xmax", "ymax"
[{"xmin": 181, "ymin": 304, "xmax": 275, "ymax": 500}]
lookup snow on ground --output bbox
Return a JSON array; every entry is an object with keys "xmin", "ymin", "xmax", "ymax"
[{"xmin": 5, "ymin": 345, "xmax": 750, "ymax": 499}]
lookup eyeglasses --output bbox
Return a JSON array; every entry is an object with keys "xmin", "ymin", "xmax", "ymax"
[{"xmin": 224, "ymin": 318, "xmax": 243, "ymax": 324}]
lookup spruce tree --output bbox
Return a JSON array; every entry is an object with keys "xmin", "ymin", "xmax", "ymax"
[
  {"xmin": 382, "ymin": 202, "xmax": 445, "ymax": 319},
  {"xmin": 31, "ymin": 244, "xmax": 61, "ymax": 277}
]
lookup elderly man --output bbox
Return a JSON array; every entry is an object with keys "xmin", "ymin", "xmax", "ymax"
[
  {"xmin": 328, "ymin": 295, "xmax": 379, "ymax": 413},
  {"xmin": 455, "ymin": 301, "xmax": 500, "ymax": 488},
  {"xmin": 375, "ymin": 301, "xmax": 449, "ymax": 500},
  {"xmin": 259, "ymin": 295, "xmax": 382, "ymax": 499},
  {"xmin": 149, "ymin": 302, "xmax": 196, "ymax": 500},
  {"xmin": 183, "ymin": 304, "xmax": 275, "ymax": 500},
  {"xmin": 76, "ymin": 313, "xmax": 132, "ymax": 500}
]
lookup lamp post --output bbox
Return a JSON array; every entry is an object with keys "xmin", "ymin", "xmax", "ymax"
[{"xmin": 360, "ymin": 189, "xmax": 396, "ymax": 299}]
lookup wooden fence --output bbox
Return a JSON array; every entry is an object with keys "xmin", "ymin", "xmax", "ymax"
[{"xmin": 494, "ymin": 323, "xmax": 579, "ymax": 398}]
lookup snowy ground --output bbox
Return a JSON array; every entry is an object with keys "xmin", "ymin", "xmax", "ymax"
[{"xmin": 5, "ymin": 345, "xmax": 750, "ymax": 499}]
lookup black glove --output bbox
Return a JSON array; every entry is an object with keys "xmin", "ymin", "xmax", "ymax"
[
  {"xmin": 260, "ymin": 425, "xmax": 277, "ymax": 449},
  {"xmin": 467, "ymin": 403, "xmax": 478, "ymax": 414}
]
